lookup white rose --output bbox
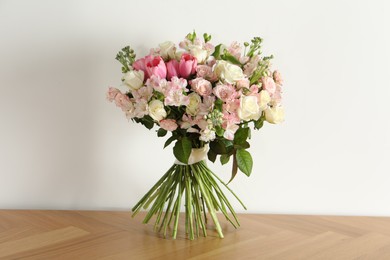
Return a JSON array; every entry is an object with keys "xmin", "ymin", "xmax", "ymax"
[
  {"xmin": 148, "ymin": 100, "xmax": 167, "ymax": 121},
  {"xmin": 259, "ymin": 90, "xmax": 271, "ymax": 110},
  {"xmin": 214, "ymin": 60, "xmax": 244, "ymax": 84},
  {"xmin": 159, "ymin": 41, "xmax": 176, "ymax": 60},
  {"xmin": 190, "ymin": 46, "xmax": 208, "ymax": 63},
  {"xmin": 123, "ymin": 70, "xmax": 144, "ymax": 91},
  {"xmin": 186, "ymin": 92, "xmax": 201, "ymax": 116},
  {"xmin": 238, "ymin": 95, "xmax": 261, "ymax": 121},
  {"xmin": 265, "ymin": 106, "xmax": 285, "ymax": 124}
]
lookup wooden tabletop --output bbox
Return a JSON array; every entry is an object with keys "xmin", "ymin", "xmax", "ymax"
[{"xmin": 1, "ymin": 210, "xmax": 390, "ymax": 259}]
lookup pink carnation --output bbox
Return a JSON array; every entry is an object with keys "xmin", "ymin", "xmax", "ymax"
[
  {"xmin": 191, "ymin": 78, "xmax": 212, "ymax": 97},
  {"xmin": 160, "ymin": 119, "xmax": 178, "ymax": 131}
]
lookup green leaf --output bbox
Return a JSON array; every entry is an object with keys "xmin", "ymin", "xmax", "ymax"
[
  {"xmin": 207, "ymin": 149, "xmax": 217, "ymax": 163},
  {"xmin": 228, "ymin": 152, "xmax": 238, "ymax": 184},
  {"xmin": 220, "ymin": 154, "xmax": 230, "ymax": 165},
  {"xmin": 212, "ymin": 44, "xmax": 222, "ymax": 58},
  {"xmin": 209, "ymin": 139, "xmax": 234, "ymax": 155},
  {"xmin": 236, "ymin": 149, "xmax": 253, "ymax": 177},
  {"xmin": 221, "ymin": 52, "xmax": 242, "ymax": 66},
  {"xmin": 157, "ymin": 128, "xmax": 167, "ymax": 137},
  {"xmin": 234, "ymin": 141, "xmax": 250, "ymax": 150},
  {"xmin": 254, "ymin": 116, "xmax": 265, "ymax": 130},
  {"xmin": 249, "ymin": 70, "xmax": 262, "ymax": 85},
  {"xmin": 173, "ymin": 137, "xmax": 192, "ymax": 164},
  {"xmin": 234, "ymin": 127, "xmax": 250, "ymax": 145},
  {"xmin": 215, "ymin": 126, "xmax": 224, "ymax": 137},
  {"xmin": 164, "ymin": 134, "xmax": 177, "ymax": 148}
]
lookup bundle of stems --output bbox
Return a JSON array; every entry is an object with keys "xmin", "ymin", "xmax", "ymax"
[{"xmin": 132, "ymin": 160, "xmax": 246, "ymax": 239}]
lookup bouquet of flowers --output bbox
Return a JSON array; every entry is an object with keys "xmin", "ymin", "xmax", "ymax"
[{"xmin": 107, "ymin": 32, "xmax": 284, "ymax": 240}]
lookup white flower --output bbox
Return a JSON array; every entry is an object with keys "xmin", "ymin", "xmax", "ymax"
[
  {"xmin": 265, "ymin": 106, "xmax": 285, "ymax": 124},
  {"xmin": 259, "ymin": 90, "xmax": 271, "ymax": 110},
  {"xmin": 123, "ymin": 70, "xmax": 144, "ymax": 91},
  {"xmin": 214, "ymin": 60, "xmax": 244, "ymax": 84},
  {"xmin": 133, "ymin": 99, "xmax": 149, "ymax": 118},
  {"xmin": 186, "ymin": 92, "xmax": 201, "ymax": 116},
  {"xmin": 189, "ymin": 46, "xmax": 208, "ymax": 63},
  {"xmin": 238, "ymin": 95, "xmax": 261, "ymax": 121},
  {"xmin": 199, "ymin": 128, "xmax": 216, "ymax": 142},
  {"xmin": 159, "ymin": 41, "xmax": 176, "ymax": 60},
  {"xmin": 148, "ymin": 100, "xmax": 167, "ymax": 121}
]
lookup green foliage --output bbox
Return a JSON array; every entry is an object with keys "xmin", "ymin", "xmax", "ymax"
[
  {"xmin": 233, "ymin": 127, "xmax": 250, "ymax": 145},
  {"xmin": 115, "ymin": 46, "xmax": 136, "ymax": 73},
  {"xmin": 173, "ymin": 137, "xmax": 192, "ymax": 164},
  {"xmin": 236, "ymin": 149, "xmax": 253, "ymax": 177},
  {"xmin": 207, "ymin": 149, "xmax": 217, "ymax": 163},
  {"xmin": 157, "ymin": 128, "xmax": 167, "ymax": 137},
  {"xmin": 246, "ymin": 37, "xmax": 263, "ymax": 58},
  {"xmin": 133, "ymin": 115, "xmax": 154, "ymax": 130},
  {"xmin": 212, "ymin": 44, "xmax": 222, "ymax": 59},
  {"xmin": 221, "ymin": 50, "xmax": 242, "ymax": 66},
  {"xmin": 220, "ymin": 154, "xmax": 230, "ymax": 165}
]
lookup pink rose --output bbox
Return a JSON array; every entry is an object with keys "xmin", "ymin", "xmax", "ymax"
[
  {"xmin": 179, "ymin": 53, "xmax": 197, "ymax": 78},
  {"xmin": 191, "ymin": 78, "xmax": 212, "ymax": 97},
  {"xmin": 196, "ymin": 65, "xmax": 211, "ymax": 78},
  {"xmin": 273, "ymin": 70, "xmax": 283, "ymax": 85},
  {"xmin": 166, "ymin": 60, "xmax": 180, "ymax": 80},
  {"xmin": 160, "ymin": 119, "xmax": 178, "ymax": 131},
  {"xmin": 213, "ymin": 84, "xmax": 237, "ymax": 102},
  {"xmin": 261, "ymin": 76, "xmax": 276, "ymax": 95},
  {"xmin": 106, "ymin": 87, "xmax": 121, "ymax": 102}
]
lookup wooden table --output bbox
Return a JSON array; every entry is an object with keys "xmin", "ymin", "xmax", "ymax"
[{"xmin": 1, "ymin": 210, "xmax": 390, "ymax": 259}]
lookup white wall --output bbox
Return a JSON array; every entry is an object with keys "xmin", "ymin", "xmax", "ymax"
[{"xmin": 1, "ymin": 0, "xmax": 390, "ymax": 215}]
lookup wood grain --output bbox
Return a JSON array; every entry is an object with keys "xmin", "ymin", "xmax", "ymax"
[{"xmin": 1, "ymin": 210, "xmax": 390, "ymax": 259}]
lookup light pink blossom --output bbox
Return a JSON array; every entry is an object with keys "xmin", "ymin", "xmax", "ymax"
[
  {"xmin": 213, "ymin": 84, "xmax": 237, "ymax": 102},
  {"xmin": 228, "ymin": 41, "xmax": 242, "ymax": 59},
  {"xmin": 114, "ymin": 93, "xmax": 133, "ymax": 112},
  {"xmin": 164, "ymin": 77, "xmax": 189, "ymax": 106},
  {"xmin": 191, "ymin": 78, "xmax": 212, "ymax": 97},
  {"xmin": 179, "ymin": 53, "xmax": 197, "ymax": 78},
  {"xmin": 243, "ymin": 55, "xmax": 261, "ymax": 76},
  {"xmin": 133, "ymin": 99, "xmax": 148, "ymax": 118},
  {"xmin": 106, "ymin": 87, "xmax": 121, "ymax": 102},
  {"xmin": 198, "ymin": 96, "xmax": 215, "ymax": 116},
  {"xmin": 146, "ymin": 75, "xmax": 168, "ymax": 93},
  {"xmin": 160, "ymin": 119, "xmax": 178, "ymax": 131},
  {"xmin": 223, "ymin": 123, "xmax": 239, "ymax": 140},
  {"xmin": 261, "ymin": 76, "xmax": 276, "ymax": 95},
  {"xmin": 132, "ymin": 85, "xmax": 153, "ymax": 102},
  {"xmin": 273, "ymin": 70, "xmax": 284, "ymax": 85},
  {"xmin": 236, "ymin": 78, "xmax": 250, "ymax": 89}
]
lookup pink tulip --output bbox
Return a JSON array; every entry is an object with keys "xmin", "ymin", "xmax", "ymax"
[
  {"xmin": 179, "ymin": 53, "xmax": 197, "ymax": 78},
  {"xmin": 145, "ymin": 56, "xmax": 167, "ymax": 79},
  {"xmin": 133, "ymin": 55, "xmax": 153, "ymax": 78},
  {"xmin": 166, "ymin": 60, "xmax": 180, "ymax": 80}
]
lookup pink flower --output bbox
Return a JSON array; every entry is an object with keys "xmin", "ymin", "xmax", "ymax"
[
  {"xmin": 114, "ymin": 93, "xmax": 133, "ymax": 112},
  {"xmin": 236, "ymin": 78, "xmax": 250, "ymax": 89},
  {"xmin": 273, "ymin": 70, "xmax": 283, "ymax": 85},
  {"xmin": 160, "ymin": 119, "xmax": 178, "ymax": 131},
  {"xmin": 223, "ymin": 98, "xmax": 240, "ymax": 114},
  {"xmin": 272, "ymin": 84, "xmax": 283, "ymax": 105},
  {"xmin": 133, "ymin": 55, "xmax": 153, "ymax": 77},
  {"xmin": 261, "ymin": 76, "xmax": 276, "ymax": 95},
  {"xmin": 166, "ymin": 60, "xmax": 180, "ymax": 80},
  {"xmin": 132, "ymin": 85, "xmax": 153, "ymax": 102},
  {"xmin": 196, "ymin": 65, "xmax": 211, "ymax": 78},
  {"xmin": 191, "ymin": 78, "xmax": 212, "ymax": 97},
  {"xmin": 198, "ymin": 96, "xmax": 215, "ymax": 116},
  {"xmin": 223, "ymin": 123, "xmax": 239, "ymax": 140},
  {"xmin": 146, "ymin": 56, "xmax": 167, "ymax": 79},
  {"xmin": 179, "ymin": 53, "xmax": 197, "ymax": 78},
  {"xmin": 213, "ymin": 84, "xmax": 237, "ymax": 102},
  {"xmin": 228, "ymin": 41, "xmax": 242, "ymax": 60},
  {"xmin": 164, "ymin": 77, "xmax": 190, "ymax": 106},
  {"xmin": 133, "ymin": 55, "xmax": 167, "ymax": 79},
  {"xmin": 106, "ymin": 87, "xmax": 121, "ymax": 102}
]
